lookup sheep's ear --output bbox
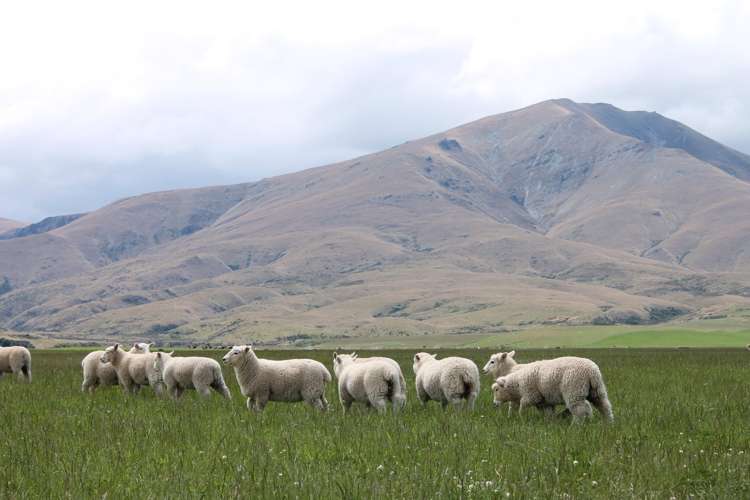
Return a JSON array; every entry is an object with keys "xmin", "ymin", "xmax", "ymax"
[
  {"xmin": 168, "ymin": 351, "xmax": 174, "ymax": 356},
  {"xmin": 414, "ymin": 354, "xmax": 420, "ymax": 362},
  {"xmin": 500, "ymin": 352, "xmax": 507, "ymax": 360},
  {"xmin": 432, "ymin": 353, "xmax": 437, "ymax": 358},
  {"xmin": 333, "ymin": 352, "xmax": 339, "ymax": 362},
  {"xmin": 351, "ymin": 352, "xmax": 358, "ymax": 359},
  {"xmin": 244, "ymin": 346, "xmax": 250, "ymax": 353},
  {"xmin": 508, "ymin": 350, "xmax": 516, "ymax": 359},
  {"xmin": 114, "ymin": 343, "xmax": 119, "ymax": 350},
  {"xmin": 491, "ymin": 382, "xmax": 498, "ymax": 390},
  {"xmin": 148, "ymin": 343, "xmax": 154, "ymax": 348},
  {"xmin": 156, "ymin": 352, "xmax": 162, "ymax": 359},
  {"xmin": 497, "ymin": 378, "xmax": 507, "ymax": 388}
]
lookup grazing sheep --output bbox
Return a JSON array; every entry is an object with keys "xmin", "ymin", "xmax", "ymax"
[
  {"xmin": 223, "ymin": 345, "xmax": 331, "ymax": 412},
  {"xmin": 153, "ymin": 352, "xmax": 231, "ymax": 399},
  {"xmin": 81, "ymin": 343, "xmax": 151, "ymax": 393},
  {"xmin": 492, "ymin": 356, "xmax": 614, "ymax": 423},
  {"xmin": 412, "ymin": 353, "xmax": 480, "ymax": 410},
  {"xmin": 482, "ymin": 351, "xmax": 523, "ymax": 379},
  {"xmin": 100, "ymin": 344, "xmax": 166, "ymax": 395},
  {"xmin": 332, "ymin": 353, "xmax": 406, "ymax": 413},
  {"xmin": 0, "ymin": 346, "xmax": 32, "ymax": 382}
]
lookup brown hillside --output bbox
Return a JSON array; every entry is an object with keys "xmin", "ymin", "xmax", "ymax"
[{"xmin": 2, "ymin": 99, "xmax": 749, "ymax": 344}]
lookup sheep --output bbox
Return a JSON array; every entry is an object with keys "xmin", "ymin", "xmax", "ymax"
[
  {"xmin": 482, "ymin": 351, "xmax": 523, "ymax": 379},
  {"xmin": 81, "ymin": 343, "xmax": 152, "ymax": 393},
  {"xmin": 100, "ymin": 344, "xmax": 167, "ymax": 395},
  {"xmin": 222, "ymin": 345, "xmax": 331, "ymax": 412},
  {"xmin": 152, "ymin": 352, "xmax": 231, "ymax": 399},
  {"xmin": 332, "ymin": 352, "xmax": 406, "ymax": 414},
  {"xmin": 492, "ymin": 356, "xmax": 614, "ymax": 423},
  {"xmin": 0, "ymin": 346, "xmax": 32, "ymax": 382},
  {"xmin": 412, "ymin": 353, "xmax": 480, "ymax": 410}
]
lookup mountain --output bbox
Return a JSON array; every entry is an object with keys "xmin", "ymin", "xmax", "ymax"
[
  {"xmin": 0, "ymin": 218, "xmax": 26, "ymax": 233},
  {"xmin": 2, "ymin": 99, "xmax": 749, "ymax": 345},
  {"xmin": 0, "ymin": 213, "xmax": 86, "ymax": 240}
]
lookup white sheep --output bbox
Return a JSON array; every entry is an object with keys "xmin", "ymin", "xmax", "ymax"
[
  {"xmin": 222, "ymin": 345, "xmax": 331, "ymax": 412},
  {"xmin": 332, "ymin": 353, "xmax": 406, "ymax": 413},
  {"xmin": 412, "ymin": 353, "xmax": 480, "ymax": 410},
  {"xmin": 81, "ymin": 343, "xmax": 152, "ymax": 393},
  {"xmin": 482, "ymin": 351, "xmax": 524, "ymax": 379},
  {"xmin": 153, "ymin": 352, "xmax": 231, "ymax": 399},
  {"xmin": 0, "ymin": 346, "xmax": 32, "ymax": 382},
  {"xmin": 492, "ymin": 356, "xmax": 614, "ymax": 423},
  {"xmin": 100, "ymin": 343, "xmax": 166, "ymax": 395}
]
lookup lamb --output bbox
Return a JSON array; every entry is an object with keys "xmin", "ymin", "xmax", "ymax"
[
  {"xmin": 412, "ymin": 353, "xmax": 480, "ymax": 410},
  {"xmin": 81, "ymin": 343, "xmax": 152, "ymax": 393},
  {"xmin": 482, "ymin": 351, "xmax": 524, "ymax": 379},
  {"xmin": 492, "ymin": 356, "xmax": 614, "ymax": 423},
  {"xmin": 222, "ymin": 345, "xmax": 331, "ymax": 412},
  {"xmin": 332, "ymin": 353, "xmax": 406, "ymax": 413},
  {"xmin": 0, "ymin": 346, "xmax": 32, "ymax": 382},
  {"xmin": 100, "ymin": 344, "xmax": 167, "ymax": 395},
  {"xmin": 152, "ymin": 352, "xmax": 231, "ymax": 399}
]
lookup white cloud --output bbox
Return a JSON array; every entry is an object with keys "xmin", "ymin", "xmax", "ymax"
[{"xmin": 0, "ymin": 0, "xmax": 748, "ymax": 221}]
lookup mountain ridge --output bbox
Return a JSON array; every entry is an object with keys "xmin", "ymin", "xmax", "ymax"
[{"xmin": 2, "ymin": 99, "xmax": 749, "ymax": 344}]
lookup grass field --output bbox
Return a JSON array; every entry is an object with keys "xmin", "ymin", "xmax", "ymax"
[
  {"xmin": 1, "ymin": 348, "xmax": 749, "ymax": 498},
  {"xmin": 313, "ymin": 325, "xmax": 750, "ymax": 349}
]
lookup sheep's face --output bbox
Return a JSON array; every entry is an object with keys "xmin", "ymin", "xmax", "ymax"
[
  {"xmin": 412, "ymin": 352, "xmax": 436, "ymax": 374},
  {"xmin": 223, "ymin": 345, "xmax": 251, "ymax": 365},
  {"xmin": 332, "ymin": 352, "xmax": 357, "ymax": 378},
  {"xmin": 492, "ymin": 379, "xmax": 514, "ymax": 406},
  {"xmin": 130, "ymin": 342, "xmax": 152, "ymax": 354},
  {"xmin": 483, "ymin": 351, "xmax": 515, "ymax": 377},
  {"xmin": 100, "ymin": 344, "xmax": 119, "ymax": 364},
  {"xmin": 152, "ymin": 352, "xmax": 173, "ymax": 374}
]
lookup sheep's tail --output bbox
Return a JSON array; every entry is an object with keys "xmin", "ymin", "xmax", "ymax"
[
  {"xmin": 21, "ymin": 353, "xmax": 31, "ymax": 382},
  {"xmin": 587, "ymin": 368, "xmax": 613, "ymax": 422},
  {"xmin": 322, "ymin": 367, "xmax": 332, "ymax": 384},
  {"xmin": 461, "ymin": 370, "xmax": 476, "ymax": 398}
]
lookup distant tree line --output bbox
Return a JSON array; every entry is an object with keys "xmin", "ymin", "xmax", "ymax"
[{"xmin": 0, "ymin": 337, "xmax": 34, "ymax": 348}]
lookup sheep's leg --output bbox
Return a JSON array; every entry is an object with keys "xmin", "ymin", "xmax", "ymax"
[
  {"xmin": 120, "ymin": 379, "xmax": 133, "ymax": 395},
  {"xmin": 448, "ymin": 397, "xmax": 465, "ymax": 411},
  {"xmin": 370, "ymin": 398, "xmax": 387, "ymax": 414},
  {"xmin": 466, "ymin": 392, "xmax": 477, "ymax": 411},
  {"xmin": 319, "ymin": 395, "xmax": 329, "ymax": 411},
  {"xmin": 246, "ymin": 398, "xmax": 254, "ymax": 412},
  {"xmin": 518, "ymin": 397, "xmax": 538, "ymax": 416},
  {"xmin": 213, "ymin": 382, "xmax": 231, "ymax": 399},
  {"xmin": 252, "ymin": 393, "xmax": 269, "ymax": 412},
  {"xmin": 392, "ymin": 394, "xmax": 406, "ymax": 414},
  {"xmin": 196, "ymin": 384, "xmax": 212, "ymax": 398},
  {"xmin": 211, "ymin": 379, "xmax": 231, "ymax": 399},
  {"xmin": 567, "ymin": 399, "xmax": 592, "ymax": 423},
  {"xmin": 340, "ymin": 398, "xmax": 353, "ymax": 414},
  {"xmin": 507, "ymin": 401, "xmax": 519, "ymax": 416},
  {"xmin": 308, "ymin": 396, "xmax": 327, "ymax": 412},
  {"xmin": 416, "ymin": 385, "xmax": 429, "ymax": 406},
  {"xmin": 590, "ymin": 396, "xmax": 614, "ymax": 423}
]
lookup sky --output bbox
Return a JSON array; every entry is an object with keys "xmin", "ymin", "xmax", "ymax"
[{"xmin": 1, "ymin": 0, "xmax": 749, "ymax": 222}]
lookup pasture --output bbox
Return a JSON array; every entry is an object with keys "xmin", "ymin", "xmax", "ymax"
[{"xmin": 1, "ymin": 348, "xmax": 749, "ymax": 498}]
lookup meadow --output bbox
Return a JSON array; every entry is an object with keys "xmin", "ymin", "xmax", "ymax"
[{"xmin": 1, "ymin": 348, "xmax": 749, "ymax": 498}]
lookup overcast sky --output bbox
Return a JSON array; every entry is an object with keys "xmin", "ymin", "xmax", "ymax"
[{"xmin": 1, "ymin": 0, "xmax": 748, "ymax": 222}]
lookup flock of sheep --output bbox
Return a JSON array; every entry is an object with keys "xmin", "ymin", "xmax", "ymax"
[{"xmin": 1, "ymin": 344, "xmax": 615, "ymax": 422}]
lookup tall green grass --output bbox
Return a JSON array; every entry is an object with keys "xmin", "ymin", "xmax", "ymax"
[{"xmin": 1, "ymin": 349, "xmax": 748, "ymax": 498}]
